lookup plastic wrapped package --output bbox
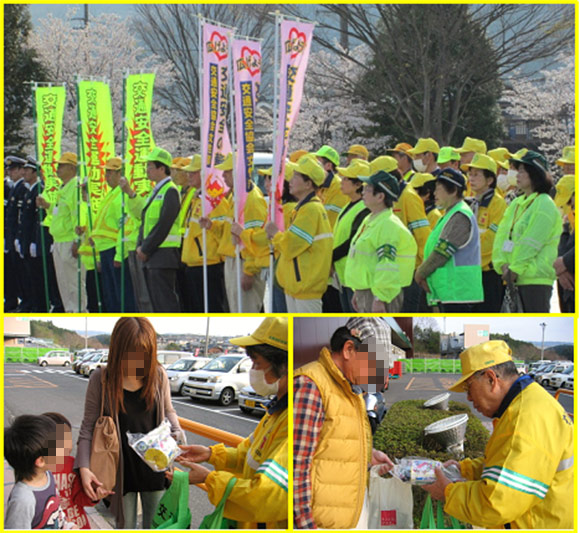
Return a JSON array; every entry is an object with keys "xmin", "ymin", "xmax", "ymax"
[{"xmin": 127, "ymin": 418, "xmax": 182, "ymax": 472}]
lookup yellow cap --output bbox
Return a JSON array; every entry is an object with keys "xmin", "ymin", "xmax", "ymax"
[
  {"xmin": 216, "ymin": 153, "xmax": 233, "ymax": 171},
  {"xmin": 294, "ymin": 154, "xmax": 326, "ymax": 186},
  {"xmin": 183, "ymin": 154, "xmax": 202, "ymax": 172},
  {"xmin": 337, "ymin": 159, "xmax": 371, "ymax": 179},
  {"xmin": 101, "ymin": 157, "xmax": 122, "ymax": 171},
  {"xmin": 410, "ymin": 172, "xmax": 436, "ymax": 188},
  {"xmin": 171, "ymin": 157, "xmax": 191, "ymax": 170},
  {"xmin": 54, "ymin": 152, "xmax": 78, "ymax": 166},
  {"xmin": 456, "ymin": 137, "xmax": 487, "ymax": 155},
  {"xmin": 556, "ymin": 146, "xmax": 575, "ymax": 167},
  {"xmin": 487, "ymin": 148, "xmax": 512, "ymax": 171},
  {"xmin": 289, "ymin": 149, "xmax": 309, "ymax": 163},
  {"xmin": 449, "ymin": 340, "xmax": 513, "ymax": 393},
  {"xmin": 408, "ymin": 138, "xmax": 440, "ymax": 155},
  {"xmin": 554, "ymin": 175, "xmax": 575, "ymax": 208},
  {"xmin": 341, "ymin": 144, "xmax": 369, "ymax": 160},
  {"xmin": 461, "ymin": 153, "xmax": 498, "ymax": 175},
  {"xmin": 258, "ymin": 167, "xmax": 272, "ymax": 176},
  {"xmin": 370, "ymin": 155, "xmax": 398, "ymax": 174},
  {"xmin": 229, "ymin": 317, "xmax": 288, "ymax": 351}
]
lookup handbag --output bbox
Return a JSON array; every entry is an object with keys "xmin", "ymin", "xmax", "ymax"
[
  {"xmin": 420, "ymin": 494, "xmax": 464, "ymax": 529},
  {"xmin": 152, "ymin": 470, "xmax": 192, "ymax": 529},
  {"xmin": 500, "ymin": 280, "xmax": 524, "ymax": 313},
  {"xmin": 89, "ymin": 377, "xmax": 119, "ymax": 493},
  {"xmin": 368, "ymin": 466, "xmax": 413, "ymax": 529},
  {"xmin": 199, "ymin": 477, "xmax": 237, "ymax": 529}
]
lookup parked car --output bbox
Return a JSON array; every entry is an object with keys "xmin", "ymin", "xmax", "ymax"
[
  {"xmin": 563, "ymin": 375, "xmax": 574, "ymax": 390},
  {"xmin": 536, "ymin": 363, "xmax": 572, "ymax": 387},
  {"xmin": 238, "ymin": 385, "xmax": 273, "ymax": 416},
  {"xmin": 80, "ymin": 351, "xmax": 109, "ymax": 377},
  {"xmin": 157, "ymin": 350, "xmax": 194, "ymax": 368},
  {"xmin": 365, "ymin": 392, "xmax": 387, "ymax": 434},
  {"xmin": 182, "ymin": 355, "xmax": 252, "ymax": 406},
  {"xmin": 37, "ymin": 350, "xmax": 72, "ymax": 367},
  {"xmin": 548, "ymin": 365, "xmax": 574, "ymax": 389},
  {"xmin": 166, "ymin": 357, "xmax": 211, "ymax": 395},
  {"xmin": 528, "ymin": 362, "xmax": 552, "ymax": 379},
  {"xmin": 73, "ymin": 351, "xmax": 99, "ymax": 374}
]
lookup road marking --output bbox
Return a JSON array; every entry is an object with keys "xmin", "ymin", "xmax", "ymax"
[
  {"xmin": 405, "ymin": 377, "xmax": 415, "ymax": 390},
  {"xmin": 5, "ymin": 376, "xmax": 58, "ymax": 389},
  {"xmin": 172, "ymin": 399, "xmax": 259, "ymax": 424}
]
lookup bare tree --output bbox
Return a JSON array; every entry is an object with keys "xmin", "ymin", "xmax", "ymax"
[
  {"xmin": 282, "ymin": 4, "xmax": 574, "ymax": 144},
  {"xmin": 134, "ymin": 4, "xmax": 276, "ymax": 143}
]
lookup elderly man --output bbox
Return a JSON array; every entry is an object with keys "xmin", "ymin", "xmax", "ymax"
[
  {"xmin": 293, "ymin": 317, "xmax": 394, "ymax": 529},
  {"xmin": 423, "ymin": 340, "xmax": 573, "ymax": 529}
]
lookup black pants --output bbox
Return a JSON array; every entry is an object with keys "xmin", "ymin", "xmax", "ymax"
[
  {"xmin": 322, "ymin": 286, "xmax": 342, "ymax": 313},
  {"xmin": 439, "ymin": 303, "xmax": 476, "ymax": 313},
  {"xmin": 86, "ymin": 270, "xmax": 100, "ymax": 313},
  {"xmin": 518, "ymin": 285, "xmax": 552, "ymax": 313},
  {"xmin": 402, "ymin": 280, "xmax": 423, "ymax": 312},
  {"xmin": 473, "ymin": 270, "xmax": 504, "ymax": 313},
  {"xmin": 144, "ymin": 267, "xmax": 181, "ymax": 312},
  {"xmin": 184, "ymin": 263, "xmax": 229, "ymax": 312}
]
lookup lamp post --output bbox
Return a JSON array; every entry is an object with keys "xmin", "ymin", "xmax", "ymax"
[{"xmin": 540, "ymin": 322, "xmax": 547, "ymax": 361}]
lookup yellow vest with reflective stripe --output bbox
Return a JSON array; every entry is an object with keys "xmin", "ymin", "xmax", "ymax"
[
  {"xmin": 91, "ymin": 186, "xmax": 121, "ymax": 252},
  {"xmin": 143, "ymin": 180, "xmax": 180, "ymax": 248}
]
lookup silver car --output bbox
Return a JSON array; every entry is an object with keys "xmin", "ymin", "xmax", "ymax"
[
  {"xmin": 238, "ymin": 385, "xmax": 273, "ymax": 415},
  {"xmin": 166, "ymin": 357, "xmax": 211, "ymax": 395},
  {"xmin": 37, "ymin": 350, "xmax": 72, "ymax": 367},
  {"xmin": 80, "ymin": 351, "xmax": 108, "ymax": 377}
]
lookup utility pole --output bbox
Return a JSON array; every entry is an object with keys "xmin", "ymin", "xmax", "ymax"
[
  {"xmin": 204, "ymin": 317, "xmax": 210, "ymax": 357},
  {"xmin": 84, "ymin": 317, "xmax": 88, "ymax": 349},
  {"xmin": 540, "ymin": 322, "xmax": 547, "ymax": 360}
]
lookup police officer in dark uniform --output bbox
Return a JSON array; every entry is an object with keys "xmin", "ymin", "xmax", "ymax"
[{"xmin": 4, "ymin": 155, "xmax": 27, "ymax": 311}]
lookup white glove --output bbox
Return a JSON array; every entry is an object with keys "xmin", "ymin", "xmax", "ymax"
[
  {"xmin": 30, "ymin": 243, "xmax": 37, "ymax": 258},
  {"xmin": 50, "ymin": 243, "xmax": 54, "ymax": 254},
  {"xmin": 14, "ymin": 239, "xmax": 22, "ymax": 257}
]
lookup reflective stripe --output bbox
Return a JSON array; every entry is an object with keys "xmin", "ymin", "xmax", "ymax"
[
  {"xmin": 482, "ymin": 466, "xmax": 548, "ymax": 499},
  {"xmin": 256, "ymin": 459, "xmax": 288, "ymax": 492},
  {"xmin": 244, "ymin": 220, "xmax": 264, "ymax": 229},
  {"xmin": 289, "ymin": 225, "xmax": 314, "ymax": 245},
  {"xmin": 314, "ymin": 233, "xmax": 333, "ymax": 241},
  {"xmin": 325, "ymin": 204, "xmax": 343, "ymax": 213},
  {"xmin": 165, "ymin": 235, "xmax": 181, "ymax": 243},
  {"xmin": 557, "ymin": 456, "xmax": 573, "ymax": 471},
  {"xmin": 408, "ymin": 218, "xmax": 430, "ymax": 230},
  {"xmin": 246, "ymin": 450, "xmax": 260, "ymax": 470}
]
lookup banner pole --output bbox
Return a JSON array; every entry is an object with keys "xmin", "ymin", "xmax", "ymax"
[
  {"xmin": 230, "ymin": 36, "xmax": 242, "ymax": 314},
  {"xmin": 31, "ymin": 82, "xmax": 51, "ymax": 312},
  {"xmin": 199, "ymin": 16, "xmax": 209, "ymax": 314},
  {"xmin": 75, "ymin": 79, "xmax": 83, "ymax": 312},
  {"xmin": 120, "ymin": 72, "xmax": 127, "ymax": 312},
  {"xmin": 268, "ymin": 12, "xmax": 281, "ymax": 312}
]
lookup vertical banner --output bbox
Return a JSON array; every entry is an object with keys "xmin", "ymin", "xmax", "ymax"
[
  {"xmin": 233, "ymin": 38, "xmax": 261, "ymax": 224},
  {"xmin": 77, "ymin": 80, "xmax": 116, "ymax": 218},
  {"xmin": 272, "ymin": 19, "xmax": 314, "ymax": 229},
  {"xmin": 201, "ymin": 22, "xmax": 232, "ymax": 215},
  {"xmin": 124, "ymin": 73, "xmax": 156, "ymax": 198},
  {"xmin": 34, "ymin": 86, "xmax": 66, "ymax": 205}
]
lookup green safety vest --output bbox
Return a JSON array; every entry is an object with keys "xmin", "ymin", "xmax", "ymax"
[
  {"xmin": 142, "ymin": 179, "xmax": 181, "ymax": 248},
  {"xmin": 91, "ymin": 186, "xmax": 122, "ymax": 252},
  {"xmin": 333, "ymin": 200, "xmax": 369, "ymax": 285},
  {"xmin": 423, "ymin": 200, "xmax": 483, "ymax": 305}
]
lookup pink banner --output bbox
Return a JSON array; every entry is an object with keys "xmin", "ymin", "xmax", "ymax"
[
  {"xmin": 201, "ymin": 22, "xmax": 233, "ymax": 215},
  {"xmin": 272, "ymin": 19, "xmax": 314, "ymax": 229},
  {"xmin": 233, "ymin": 39, "xmax": 262, "ymax": 224}
]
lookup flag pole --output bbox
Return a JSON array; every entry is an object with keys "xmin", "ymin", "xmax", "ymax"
[{"xmin": 199, "ymin": 15, "xmax": 209, "ymax": 314}]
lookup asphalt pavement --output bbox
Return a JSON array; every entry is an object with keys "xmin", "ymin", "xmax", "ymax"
[{"xmin": 4, "ymin": 362, "xmax": 263, "ymax": 529}]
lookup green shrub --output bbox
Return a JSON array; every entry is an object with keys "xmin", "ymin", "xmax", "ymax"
[{"xmin": 373, "ymin": 399, "xmax": 489, "ymax": 528}]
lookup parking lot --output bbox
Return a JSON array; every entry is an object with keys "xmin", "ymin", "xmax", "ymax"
[{"xmin": 4, "ymin": 362, "xmax": 264, "ymax": 528}]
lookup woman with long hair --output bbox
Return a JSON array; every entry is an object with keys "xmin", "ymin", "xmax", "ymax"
[{"xmin": 76, "ymin": 317, "xmax": 184, "ymax": 529}]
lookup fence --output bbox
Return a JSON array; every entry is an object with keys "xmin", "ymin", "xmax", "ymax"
[
  {"xmin": 401, "ymin": 358, "xmax": 525, "ymax": 374},
  {"xmin": 4, "ymin": 346, "xmax": 58, "ymax": 363}
]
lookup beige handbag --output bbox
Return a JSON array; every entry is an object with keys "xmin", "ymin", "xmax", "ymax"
[{"xmin": 89, "ymin": 379, "xmax": 119, "ymax": 493}]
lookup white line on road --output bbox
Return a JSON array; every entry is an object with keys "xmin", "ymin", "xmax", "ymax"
[{"xmin": 172, "ymin": 399, "xmax": 259, "ymax": 424}]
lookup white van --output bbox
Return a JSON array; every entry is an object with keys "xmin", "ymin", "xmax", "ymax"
[{"xmin": 157, "ymin": 350, "xmax": 194, "ymax": 368}]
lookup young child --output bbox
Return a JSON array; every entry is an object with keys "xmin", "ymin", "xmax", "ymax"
[
  {"xmin": 42, "ymin": 412, "xmax": 101, "ymax": 529},
  {"xmin": 4, "ymin": 414, "xmax": 71, "ymax": 529}
]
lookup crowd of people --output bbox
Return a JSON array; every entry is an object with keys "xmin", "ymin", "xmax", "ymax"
[{"xmin": 4, "ymin": 138, "xmax": 575, "ymax": 313}]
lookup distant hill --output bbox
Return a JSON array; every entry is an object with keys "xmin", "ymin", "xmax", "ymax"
[
  {"xmin": 490, "ymin": 333, "xmax": 570, "ymax": 362},
  {"xmin": 531, "ymin": 341, "xmax": 574, "ymax": 349},
  {"xmin": 30, "ymin": 321, "xmax": 105, "ymax": 351}
]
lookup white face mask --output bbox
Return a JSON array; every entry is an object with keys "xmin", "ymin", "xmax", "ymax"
[
  {"xmin": 249, "ymin": 367, "xmax": 279, "ymax": 397},
  {"xmin": 497, "ymin": 173, "xmax": 509, "ymax": 191},
  {"xmin": 414, "ymin": 158, "xmax": 427, "ymax": 173},
  {"xmin": 506, "ymin": 169, "xmax": 518, "ymax": 187}
]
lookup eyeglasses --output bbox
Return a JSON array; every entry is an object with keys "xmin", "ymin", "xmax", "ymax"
[{"xmin": 462, "ymin": 370, "xmax": 486, "ymax": 393}]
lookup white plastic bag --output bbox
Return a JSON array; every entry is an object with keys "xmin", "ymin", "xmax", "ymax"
[
  {"xmin": 368, "ymin": 466, "xmax": 413, "ymax": 529},
  {"xmin": 126, "ymin": 419, "xmax": 181, "ymax": 472}
]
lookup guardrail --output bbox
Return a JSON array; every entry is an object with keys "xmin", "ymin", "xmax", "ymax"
[
  {"xmin": 554, "ymin": 389, "xmax": 574, "ymax": 420},
  {"xmin": 401, "ymin": 358, "xmax": 526, "ymax": 374},
  {"xmin": 176, "ymin": 416, "xmax": 244, "ymax": 491}
]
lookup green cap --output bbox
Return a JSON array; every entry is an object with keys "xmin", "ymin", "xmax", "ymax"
[
  {"xmin": 315, "ymin": 145, "xmax": 340, "ymax": 167},
  {"xmin": 509, "ymin": 150, "xmax": 548, "ymax": 173},
  {"xmin": 359, "ymin": 171, "xmax": 400, "ymax": 199},
  {"xmin": 142, "ymin": 147, "xmax": 173, "ymax": 167},
  {"xmin": 437, "ymin": 146, "xmax": 461, "ymax": 164}
]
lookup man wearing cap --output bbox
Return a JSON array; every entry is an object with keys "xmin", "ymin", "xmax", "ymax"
[
  {"xmin": 408, "ymin": 138, "xmax": 440, "ymax": 174},
  {"xmin": 90, "ymin": 157, "xmax": 136, "ymax": 312},
  {"xmin": 423, "ymin": 340, "xmax": 573, "ymax": 529},
  {"xmin": 314, "ymin": 145, "xmax": 349, "ymax": 230},
  {"xmin": 177, "ymin": 317, "xmax": 289, "ymax": 528},
  {"xmin": 410, "ymin": 173, "xmax": 442, "ymax": 229},
  {"xmin": 294, "ymin": 318, "xmax": 394, "ymax": 529},
  {"xmin": 344, "ymin": 171, "xmax": 417, "ymax": 312},
  {"xmin": 556, "ymin": 145, "xmax": 574, "ymax": 175},
  {"xmin": 437, "ymin": 146, "xmax": 461, "ymax": 171},
  {"xmin": 341, "ymin": 144, "xmax": 369, "ymax": 165},
  {"xmin": 36, "ymin": 152, "xmax": 86, "ymax": 312},
  {"xmin": 415, "ymin": 168, "xmax": 483, "ymax": 311},
  {"xmin": 120, "ymin": 147, "xmax": 181, "ymax": 312},
  {"xmin": 179, "ymin": 154, "xmax": 228, "ymax": 312},
  {"xmin": 4, "ymin": 155, "xmax": 28, "ymax": 310},
  {"xmin": 386, "ymin": 142, "xmax": 414, "ymax": 181},
  {"xmin": 455, "ymin": 137, "xmax": 487, "ymax": 167},
  {"xmin": 332, "ymin": 159, "xmax": 371, "ymax": 312},
  {"xmin": 463, "ymin": 153, "xmax": 506, "ymax": 312},
  {"xmin": 265, "ymin": 155, "xmax": 333, "ymax": 313}
]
